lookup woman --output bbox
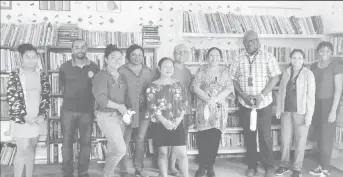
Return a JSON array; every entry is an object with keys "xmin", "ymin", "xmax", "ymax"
[
  {"xmin": 191, "ymin": 47, "xmax": 235, "ymax": 177},
  {"xmin": 274, "ymin": 49, "xmax": 316, "ymax": 177},
  {"xmin": 309, "ymin": 41, "xmax": 343, "ymax": 177},
  {"xmin": 92, "ymin": 44, "xmax": 129, "ymax": 177},
  {"xmin": 6, "ymin": 43, "xmax": 50, "ymax": 177},
  {"xmin": 145, "ymin": 57, "xmax": 189, "ymax": 177}
]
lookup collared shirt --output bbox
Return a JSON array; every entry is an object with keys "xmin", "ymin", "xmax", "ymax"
[
  {"xmin": 230, "ymin": 49, "xmax": 281, "ymax": 109},
  {"xmin": 118, "ymin": 64, "xmax": 157, "ymax": 127},
  {"xmin": 59, "ymin": 57, "xmax": 100, "ymax": 113},
  {"xmin": 172, "ymin": 66, "xmax": 193, "ymax": 115}
]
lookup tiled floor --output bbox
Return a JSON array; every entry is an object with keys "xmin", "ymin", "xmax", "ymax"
[{"xmin": 1, "ymin": 155, "xmax": 342, "ymax": 177}]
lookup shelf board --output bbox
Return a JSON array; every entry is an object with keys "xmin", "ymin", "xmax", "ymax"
[
  {"xmin": 48, "ymin": 45, "xmax": 159, "ymax": 50},
  {"xmin": 0, "ymin": 71, "xmax": 10, "ymax": 74},
  {"xmin": 188, "ymin": 124, "xmax": 281, "ymax": 133},
  {"xmin": 0, "ymin": 116, "xmax": 10, "ymax": 121},
  {"xmin": 191, "ymin": 107, "xmax": 238, "ymax": 112},
  {"xmin": 0, "ymin": 45, "xmax": 46, "ymax": 50},
  {"xmin": 181, "ymin": 33, "xmax": 325, "ymax": 39},
  {"xmin": 185, "ymin": 62, "xmax": 231, "ymax": 65},
  {"xmin": 50, "ymin": 93, "xmax": 63, "ymax": 97},
  {"xmin": 48, "ymin": 70, "xmax": 59, "ymax": 73}
]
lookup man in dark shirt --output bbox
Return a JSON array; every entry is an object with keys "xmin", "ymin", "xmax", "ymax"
[{"xmin": 58, "ymin": 39, "xmax": 100, "ymax": 177}]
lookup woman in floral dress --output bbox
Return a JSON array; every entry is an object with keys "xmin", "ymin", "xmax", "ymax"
[
  {"xmin": 191, "ymin": 47, "xmax": 236, "ymax": 177},
  {"xmin": 145, "ymin": 57, "xmax": 189, "ymax": 177}
]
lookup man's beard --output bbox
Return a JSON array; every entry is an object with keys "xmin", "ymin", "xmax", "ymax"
[{"xmin": 75, "ymin": 53, "xmax": 86, "ymax": 59}]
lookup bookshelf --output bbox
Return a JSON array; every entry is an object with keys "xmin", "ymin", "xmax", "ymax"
[
  {"xmin": 176, "ymin": 10, "xmax": 329, "ymax": 156},
  {"xmin": 0, "ymin": 23, "xmax": 159, "ymax": 165}
]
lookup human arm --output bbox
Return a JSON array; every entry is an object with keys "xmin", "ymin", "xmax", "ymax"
[
  {"xmin": 275, "ymin": 71, "xmax": 287, "ymax": 119},
  {"xmin": 305, "ymin": 70, "xmax": 316, "ymax": 125},
  {"xmin": 58, "ymin": 65, "xmax": 65, "ymax": 94},
  {"xmin": 328, "ymin": 72, "xmax": 343, "ymax": 123},
  {"xmin": 212, "ymin": 69, "xmax": 236, "ymax": 102},
  {"xmin": 191, "ymin": 68, "xmax": 212, "ymax": 103}
]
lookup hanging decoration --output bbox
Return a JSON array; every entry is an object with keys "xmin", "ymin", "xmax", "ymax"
[
  {"xmin": 43, "ymin": 16, "xmax": 49, "ymax": 22},
  {"xmin": 109, "ymin": 18, "xmax": 114, "ymax": 23},
  {"xmin": 6, "ymin": 14, "xmax": 11, "ymax": 20},
  {"xmin": 78, "ymin": 17, "xmax": 83, "ymax": 23}
]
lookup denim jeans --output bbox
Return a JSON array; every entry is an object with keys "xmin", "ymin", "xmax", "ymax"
[
  {"xmin": 119, "ymin": 113, "xmax": 151, "ymax": 173},
  {"xmin": 280, "ymin": 112, "xmax": 309, "ymax": 171},
  {"xmin": 60, "ymin": 109, "xmax": 93, "ymax": 176},
  {"xmin": 96, "ymin": 111, "xmax": 126, "ymax": 177}
]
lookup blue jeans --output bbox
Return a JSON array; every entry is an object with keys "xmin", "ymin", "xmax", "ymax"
[
  {"xmin": 96, "ymin": 111, "xmax": 126, "ymax": 177},
  {"xmin": 60, "ymin": 109, "xmax": 93, "ymax": 176}
]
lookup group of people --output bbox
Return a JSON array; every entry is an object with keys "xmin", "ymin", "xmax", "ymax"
[{"xmin": 5, "ymin": 30, "xmax": 343, "ymax": 177}]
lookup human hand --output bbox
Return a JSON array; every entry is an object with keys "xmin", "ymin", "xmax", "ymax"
[
  {"xmin": 305, "ymin": 118, "xmax": 311, "ymax": 126},
  {"xmin": 172, "ymin": 117, "xmax": 183, "ymax": 130},
  {"xmin": 24, "ymin": 116, "xmax": 36, "ymax": 125},
  {"xmin": 328, "ymin": 111, "xmax": 337, "ymax": 123},
  {"xmin": 276, "ymin": 112, "xmax": 281, "ymax": 119},
  {"xmin": 242, "ymin": 95, "xmax": 254, "ymax": 106},
  {"xmin": 254, "ymin": 94, "xmax": 263, "ymax": 107},
  {"xmin": 117, "ymin": 104, "xmax": 128, "ymax": 116},
  {"xmin": 162, "ymin": 119, "xmax": 176, "ymax": 130},
  {"xmin": 36, "ymin": 115, "xmax": 45, "ymax": 124}
]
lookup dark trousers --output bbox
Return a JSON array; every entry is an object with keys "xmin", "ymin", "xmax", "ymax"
[
  {"xmin": 196, "ymin": 128, "xmax": 222, "ymax": 167},
  {"xmin": 312, "ymin": 98, "xmax": 337, "ymax": 170},
  {"xmin": 60, "ymin": 109, "xmax": 93, "ymax": 176},
  {"xmin": 119, "ymin": 117, "xmax": 150, "ymax": 173},
  {"xmin": 239, "ymin": 104, "xmax": 274, "ymax": 170}
]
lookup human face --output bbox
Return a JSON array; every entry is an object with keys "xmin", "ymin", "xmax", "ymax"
[
  {"xmin": 72, "ymin": 40, "xmax": 87, "ymax": 59},
  {"xmin": 174, "ymin": 47, "xmax": 190, "ymax": 63},
  {"xmin": 290, "ymin": 52, "xmax": 304, "ymax": 69},
  {"xmin": 22, "ymin": 50, "xmax": 39, "ymax": 68},
  {"xmin": 208, "ymin": 49, "xmax": 221, "ymax": 66},
  {"xmin": 129, "ymin": 49, "xmax": 144, "ymax": 65},
  {"xmin": 159, "ymin": 59, "xmax": 174, "ymax": 78},
  {"xmin": 318, "ymin": 46, "xmax": 333, "ymax": 61},
  {"xmin": 243, "ymin": 34, "xmax": 260, "ymax": 55},
  {"xmin": 105, "ymin": 51, "xmax": 124, "ymax": 71}
]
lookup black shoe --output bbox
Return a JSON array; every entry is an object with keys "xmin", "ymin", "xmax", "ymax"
[
  {"xmin": 207, "ymin": 165, "xmax": 215, "ymax": 177},
  {"xmin": 246, "ymin": 168, "xmax": 259, "ymax": 177},
  {"xmin": 265, "ymin": 167, "xmax": 274, "ymax": 177},
  {"xmin": 292, "ymin": 170, "xmax": 302, "ymax": 177},
  {"xmin": 195, "ymin": 165, "xmax": 206, "ymax": 177},
  {"xmin": 274, "ymin": 167, "xmax": 290, "ymax": 176}
]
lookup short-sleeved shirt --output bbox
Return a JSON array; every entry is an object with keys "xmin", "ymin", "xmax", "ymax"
[
  {"xmin": 191, "ymin": 66, "xmax": 236, "ymax": 132},
  {"xmin": 311, "ymin": 58, "xmax": 343, "ymax": 99},
  {"xmin": 230, "ymin": 49, "xmax": 281, "ymax": 109},
  {"xmin": 92, "ymin": 69, "xmax": 129, "ymax": 113},
  {"xmin": 59, "ymin": 58, "xmax": 100, "ymax": 113},
  {"xmin": 172, "ymin": 66, "xmax": 193, "ymax": 115},
  {"xmin": 118, "ymin": 64, "xmax": 157, "ymax": 127},
  {"xmin": 145, "ymin": 81, "xmax": 188, "ymax": 123}
]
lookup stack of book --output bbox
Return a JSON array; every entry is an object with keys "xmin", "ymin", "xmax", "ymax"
[
  {"xmin": 142, "ymin": 26, "xmax": 160, "ymax": 46},
  {"xmin": 57, "ymin": 24, "xmax": 81, "ymax": 46}
]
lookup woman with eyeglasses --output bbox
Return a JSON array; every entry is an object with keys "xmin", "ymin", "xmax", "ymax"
[
  {"xmin": 309, "ymin": 41, "xmax": 343, "ymax": 177},
  {"xmin": 191, "ymin": 47, "xmax": 236, "ymax": 177},
  {"xmin": 6, "ymin": 43, "xmax": 50, "ymax": 177},
  {"xmin": 274, "ymin": 49, "xmax": 316, "ymax": 177}
]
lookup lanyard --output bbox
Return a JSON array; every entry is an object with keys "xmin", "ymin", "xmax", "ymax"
[
  {"xmin": 247, "ymin": 50, "xmax": 259, "ymax": 76},
  {"xmin": 289, "ymin": 65, "xmax": 304, "ymax": 90}
]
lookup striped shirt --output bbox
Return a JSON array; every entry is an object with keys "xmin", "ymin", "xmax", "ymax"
[{"xmin": 230, "ymin": 49, "xmax": 281, "ymax": 109}]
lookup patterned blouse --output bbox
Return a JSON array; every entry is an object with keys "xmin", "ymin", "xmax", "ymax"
[
  {"xmin": 145, "ymin": 82, "xmax": 188, "ymax": 123},
  {"xmin": 7, "ymin": 68, "xmax": 50, "ymax": 124},
  {"xmin": 192, "ymin": 66, "xmax": 236, "ymax": 132}
]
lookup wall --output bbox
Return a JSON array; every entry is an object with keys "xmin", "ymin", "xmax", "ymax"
[{"xmin": 1, "ymin": 1, "xmax": 342, "ymax": 60}]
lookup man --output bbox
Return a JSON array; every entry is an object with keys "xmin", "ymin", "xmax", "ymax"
[
  {"xmin": 59, "ymin": 39, "xmax": 100, "ymax": 177},
  {"xmin": 230, "ymin": 30, "xmax": 281, "ymax": 177},
  {"xmin": 118, "ymin": 44, "xmax": 157, "ymax": 177},
  {"xmin": 169, "ymin": 44, "xmax": 193, "ymax": 176}
]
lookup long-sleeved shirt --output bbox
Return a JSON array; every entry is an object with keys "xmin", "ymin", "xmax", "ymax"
[
  {"xmin": 92, "ymin": 69, "xmax": 130, "ymax": 113},
  {"xmin": 118, "ymin": 64, "xmax": 157, "ymax": 127},
  {"xmin": 276, "ymin": 67, "xmax": 316, "ymax": 122}
]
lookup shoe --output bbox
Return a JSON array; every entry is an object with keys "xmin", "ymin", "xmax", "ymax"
[
  {"xmin": 274, "ymin": 167, "xmax": 290, "ymax": 176},
  {"xmin": 321, "ymin": 169, "xmax": 332, "ymax": 176},
  {"xmin": 309, "ymin": 165, "xmax": 322, "ymax": 176},
  {"xmin": 207, "ymin": 165, "xmax": 215, "ymax": 177},
  {"xmin": 292, "ymin": 170, "xmax": 302, "ymax": 177},
  {"xmin": 246, "ymin": 168, "xmax": 259, "ymax": 177},
  {"xmin": 195, "ymin": 165, "xmax": 206, "ymax": 177},
  {"xmin": 135, "ymin": 170, "xmax": 149, "ymax": 177},
  {"xmin": 120, "ymin": 172, "xmax": 131, "ymax": 177},
  {"xmin": 265, "ymin": 167, "xmax": 274, "ymax": 177}
]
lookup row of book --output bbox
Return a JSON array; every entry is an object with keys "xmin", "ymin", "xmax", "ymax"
[
  {"xmin": 331, "ymin": 37, "xmax": 343, "ymax": 56},
  {"xmin": 0, "ymin": 142, "xmax": 47, "ymax": 165},
  {"xmin": 188, "ymin": 112, "xmax": 240, "ymax": 129},
  {"xmin": 39, "ymin": 1, "xmax": 71, "ymax": 11},
  {"xmin": 142, "ymin": 26, "xmax": 160, "ymax": 46},
  {"xmin": 1, "ymin": 23, "xmax": 144, "ymax": 47},
  {"xmin": 183, "ymin": 11, "xmax": 324, "ymax": 34},
  {"xmin": 0, "ymin": 49, "xmax": 44, "ymax": 71}
]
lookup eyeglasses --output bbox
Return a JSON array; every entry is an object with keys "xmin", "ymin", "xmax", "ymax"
[
  {"xmin": 244, "ymin": 38, "xmax": 258, "ymax": 44},
  {"xmin": 175, "ymin": 50, "xmax": 189, "ymax": 56},
  {"xmin": 318, "ymin": 50, "xmax": 332, "ymax": 54}
]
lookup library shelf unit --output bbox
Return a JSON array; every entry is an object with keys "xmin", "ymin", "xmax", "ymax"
[{"xmin": 176, "ymin": 10, "xmax": 331, "ymax": 157}]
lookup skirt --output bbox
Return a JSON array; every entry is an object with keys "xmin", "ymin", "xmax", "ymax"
[{"xmin": 151, "ymin": 120, "xmax": 187, "ymax": 147}]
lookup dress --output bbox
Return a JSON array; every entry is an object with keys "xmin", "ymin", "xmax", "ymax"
[
  {"xmin": 145, "ymin": 81, "xmax": 188, "ymax": 147},
  {"xmin": 192, "ymin": 66, "xmax": 236, "ymax": 132},
  {"xmin": 14, "ymin": 70, "xmax": 42, "ymax": 138}
]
